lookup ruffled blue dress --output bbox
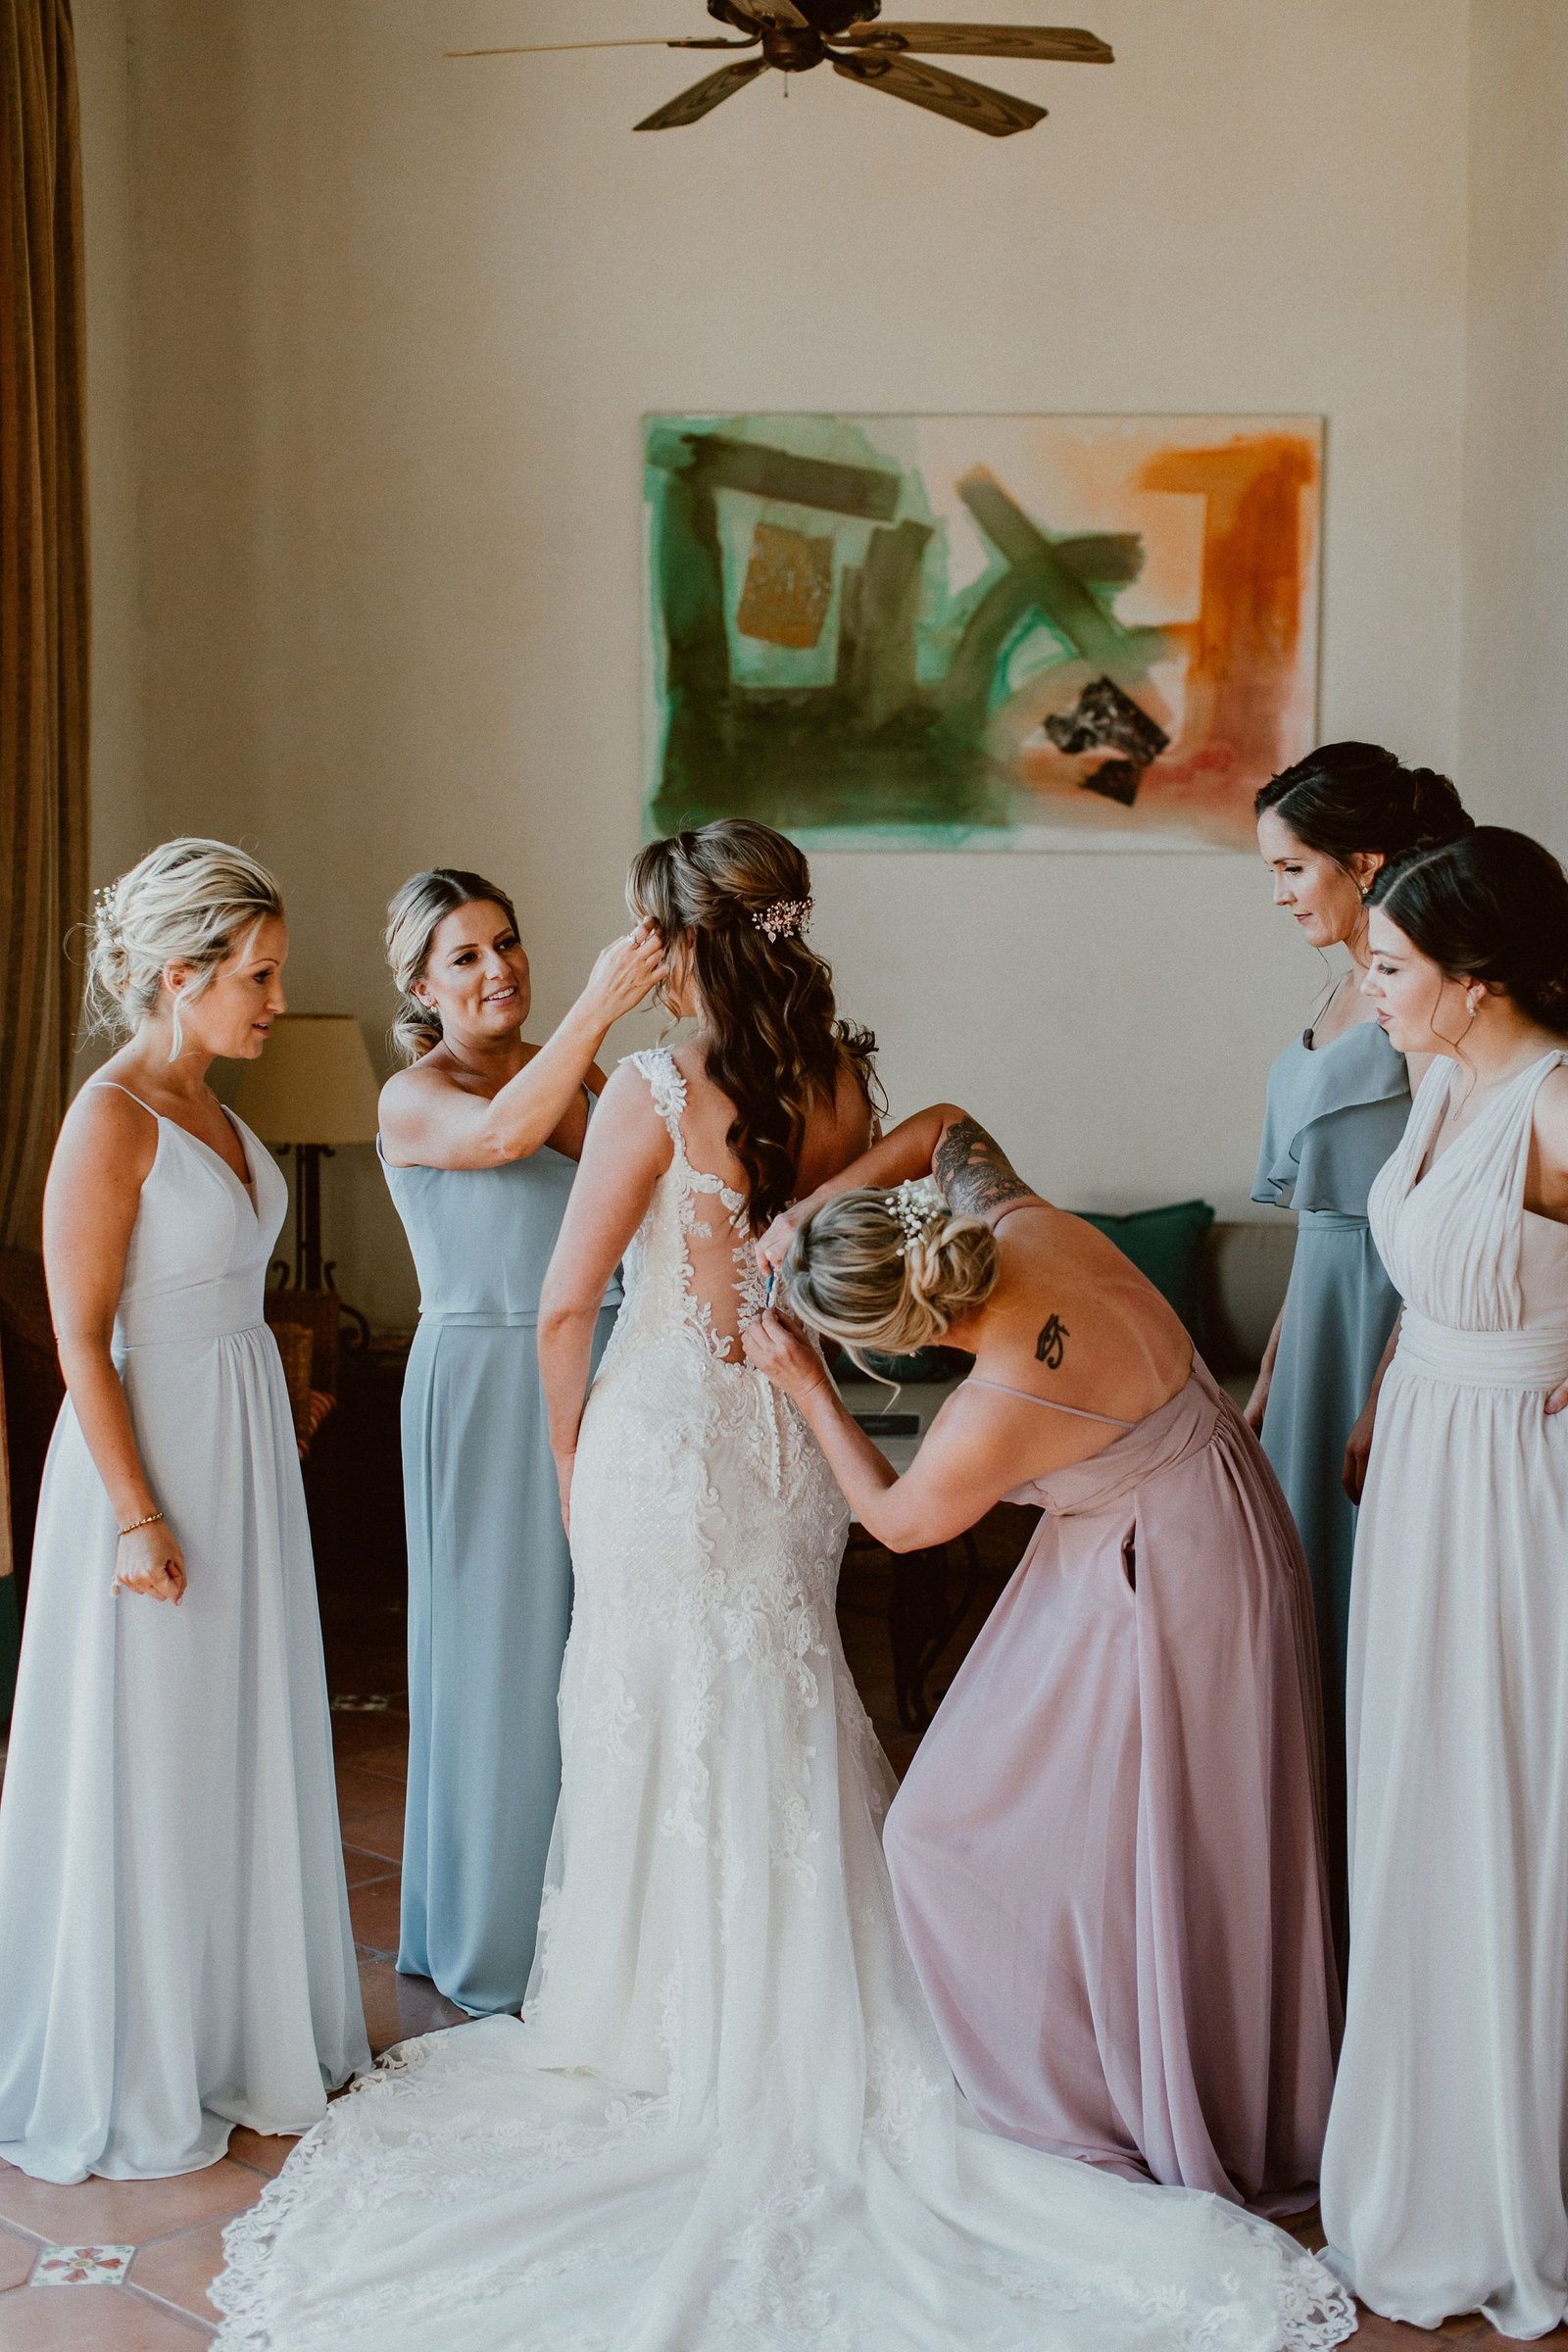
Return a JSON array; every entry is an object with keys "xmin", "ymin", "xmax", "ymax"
[
  {"xmin": 1253, "ymin": 1017, "xmax": 1408, "ymax": 1950},
  {"xmin": 382, "ymin": 1129, "xmax": 620, "ymax": 2016}
]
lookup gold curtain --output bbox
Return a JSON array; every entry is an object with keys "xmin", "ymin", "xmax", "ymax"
[{"xmin": 0, "ymin": 0, "xmax": 88, "ymax": 1253}]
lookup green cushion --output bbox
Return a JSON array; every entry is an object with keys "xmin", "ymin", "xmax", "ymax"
[{"xmin": 1074, "ymin": 1199, "xmax": 1215, "ymax": 1348}]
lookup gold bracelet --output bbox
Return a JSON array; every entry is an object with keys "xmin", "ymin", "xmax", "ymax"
[{"xmin": 118, "ymin": 1508, "xmax": 165, "ymax": 1537}]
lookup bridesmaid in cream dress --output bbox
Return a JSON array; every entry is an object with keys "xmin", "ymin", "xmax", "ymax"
[
  {"xmin": 0, "ymin": 841, "xmax": 367, "ymax": 2182},
  {"xmin": 1319, "ymin": 828, "xmax": 1568, "ymax": 2336}
]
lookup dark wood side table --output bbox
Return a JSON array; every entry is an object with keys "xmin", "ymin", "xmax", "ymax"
[
  {"xmin": 835, "ymin": 1374, "xmax": 1022, "ymax": 1736},
  {"xmin": 0, "ymin": 1250, "xmax": 63, "ymax": 1618}
]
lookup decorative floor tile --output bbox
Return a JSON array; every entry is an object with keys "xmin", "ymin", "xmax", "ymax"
[{"xmin": 35, "ymin": 2244, "xmax": 134, "ymax": 2284}]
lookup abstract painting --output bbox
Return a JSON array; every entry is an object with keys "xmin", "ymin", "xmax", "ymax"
[{"xmin": 643, "ymin": 414, "xmax": 1323, "ymax": 852}]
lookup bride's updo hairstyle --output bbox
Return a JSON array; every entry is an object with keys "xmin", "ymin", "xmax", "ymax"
[
  {"xmin": 628, "ymin": 819, "xmax": 878, "ymax": 1232},
  {"xmin": 782, "ymin": 1187, "xmax": 1000, "ymax": 1370},
  {"xmin": 385, "ymin": 867, "xmax": 521, "ymax": 1063},
  {"xmin": 1365, "ymin": 826, "xmax": 1568, "ymax": 1037},
  {"xmin": 1254, "ymin": 741, "xmax": 1472, "ymax": 866},
  {"xmin": 84, "ymin": 837, "xmax": 283, "ymax": 1047}
]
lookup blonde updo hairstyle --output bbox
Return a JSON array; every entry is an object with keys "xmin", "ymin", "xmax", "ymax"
[
  {"xmin": 84, "ymin": 837, "xmax": 284, "ymax": 1058},
  {"xmin": 384, "ymin": 867, "xmax": 521, "ymax": 1064},
  {"xmin": 781, "ymin": 1186, "xmax": 1001, "ymax": 1371}
]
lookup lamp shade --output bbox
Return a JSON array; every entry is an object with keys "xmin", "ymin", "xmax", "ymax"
[{"xmin": 229, "ymin": 1014, "xmax": 380, "ymax": 1147}]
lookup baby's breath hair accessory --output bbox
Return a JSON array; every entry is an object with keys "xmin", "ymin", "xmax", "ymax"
[
  {"xmin": 751, "ymin": 896, "xmax": 812, "ymax": 945},
  {"xmin": 884, "ymin": 1176, "xmax": 947, "ymax": 1258}
]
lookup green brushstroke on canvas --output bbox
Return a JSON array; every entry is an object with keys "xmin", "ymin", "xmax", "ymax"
[{"xmin": 644, "ymin": 414, "xmax": 1156, "ymax": 842}]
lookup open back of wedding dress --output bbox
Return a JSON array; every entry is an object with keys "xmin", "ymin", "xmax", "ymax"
[{"xmin": 214, "ymin": 1048, "xmax": 1352, "ymax": 2352}]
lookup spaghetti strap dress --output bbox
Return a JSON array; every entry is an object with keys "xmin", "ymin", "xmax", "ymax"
[
  {"xmin": 1320, "ymin": 1053, "xmax": 1568, "ymax": 2336},
  {"xmin": 883, "ymin": 1338, "xmax": 1340, "ymax": 2211},
  {"xmin": 0, "ymin": 1087, "xmax": 368, "ymax": 2181},
  {"xmin": 382, "ymin": 1104, "xmax": 620, "ymax": 2016},
  {"xmin": 1253, "ymin": 1017, "xmax": 1409, "ymax": 1952}
]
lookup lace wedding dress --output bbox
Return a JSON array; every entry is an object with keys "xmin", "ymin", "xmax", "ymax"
[{"xmin": 214, "ymin": 1049, "xmax": 1353, "ymax": 2352}]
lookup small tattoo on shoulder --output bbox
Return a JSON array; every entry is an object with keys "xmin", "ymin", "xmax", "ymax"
[{"xmin": 1035, "ymin": 1314, "xmax": 1069, "ymax": 1370}]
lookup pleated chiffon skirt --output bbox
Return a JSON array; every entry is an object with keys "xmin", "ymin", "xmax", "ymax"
[
  {"xmin": 0, "ymin": 1328, "xmax": 368, "ymax": 2181},
  {"xmin": 885, "ymin": 1363, "xmax": 1341, "ymax": 2211},
  {"xmin": 398, "ymin": 1305, "xmax": 617, "ymax": 2015}
]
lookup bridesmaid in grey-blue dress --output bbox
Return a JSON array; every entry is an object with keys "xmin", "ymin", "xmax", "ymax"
[
  {"xmin": 383, "ymin": 1144, "xmax": 620, "ymax": 2016},
  {"xmin": 379, "ymin": 869, "xmax": 661, "ymax": 2014},
  {"xmin": 1252, "ymin": 745, "xmax": 1470, "ymax": 1950}
]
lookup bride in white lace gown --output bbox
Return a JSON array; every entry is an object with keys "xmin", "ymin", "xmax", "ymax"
[{"xmin": 213, "ymin": 823, "xmax": 1351, "ymax": 2352}]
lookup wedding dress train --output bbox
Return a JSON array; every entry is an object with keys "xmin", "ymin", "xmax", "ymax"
[{"xmin": 213, "ymin": 1048, "xmax": 1352, "ymax": 2351}]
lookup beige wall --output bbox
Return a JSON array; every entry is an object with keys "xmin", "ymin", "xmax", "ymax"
[
  {"xmin": 80, "ymin": 0, "xmax": 1482, "ymax": 1325},
  {"xmin": 74, "ymin": 0, "xmax": 145, "ymax": 887},
  {"xmin": 1460, "ymin": 0, "xmax": 1568, "ymax": 859}
]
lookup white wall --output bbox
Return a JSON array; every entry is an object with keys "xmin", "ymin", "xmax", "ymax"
[
  {"xmin": 86, "ymin": 0, "xmax": 1477, "ymax": 1325},
  {"xmin": 1460, "ymin": 0, "xmax": 1568, "ymax": 858}
]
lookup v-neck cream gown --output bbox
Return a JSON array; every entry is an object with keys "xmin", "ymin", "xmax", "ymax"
[
  {"xmin": 1321, "ymin": 1052, "xmax": 1568, "ymax": 2335},
  {"xmin": 0, "ymin": 1088, "xmax": 368, "ymax": 2180}
]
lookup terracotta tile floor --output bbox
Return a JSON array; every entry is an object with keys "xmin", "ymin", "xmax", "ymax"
[{"xmin": 1, "ymin": 1554, "xmax": 1564, "ymax": 2345}]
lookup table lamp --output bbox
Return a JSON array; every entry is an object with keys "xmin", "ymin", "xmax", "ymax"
[{"xmin": 230, "ymin": 1013, "xmax": 381, "ymax": 1298}]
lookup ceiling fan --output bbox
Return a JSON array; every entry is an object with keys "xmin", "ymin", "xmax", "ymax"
[{"xmin": 448, "ymin": 2, "xmax": 1113, "ymax": 138}]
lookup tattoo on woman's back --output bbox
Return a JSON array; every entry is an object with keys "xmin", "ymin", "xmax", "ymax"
[
  {"xmin": 933, "ymin": 1115, "xmax": 1035, "ymax": 1220},
  {"xmin": 1035, "ymin": 1315, "xmax": 1069, "ymax": 1370}
]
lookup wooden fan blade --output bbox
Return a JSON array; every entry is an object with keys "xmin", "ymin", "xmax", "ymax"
[
  {"xmin": 446, "ymin": 37, "xmax": 754, "ymax": 58},
  {"xmin": 838, "ymin": 23, "xmax": 1112, "ymax": 63},
  {"xmin": 832, "ymin": 50, "xmax": 1046, "ymax": 134},
  {"xmin": 719, "ymin": 0, "xmax": 809, "ymax": 27},
  {"xmin": 635, "ymin": 54, "xmax": 770, "ymax": 130}
]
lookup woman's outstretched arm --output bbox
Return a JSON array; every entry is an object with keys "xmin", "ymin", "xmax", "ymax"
[
  {"xmin": 741, "ymin": 1311, "xmax": 1022, "ymax": 1549},
  {"xmin": 380, "ymin": 926, "xmax": 662, "ymax": 1172},
  {"xmin": 537, "ymin": 1062, "xmax": 670, "ymax": 1529},
  {"xmin": 756, "ymin": 1104, "xmax": 1038, "ymax": 1272}
]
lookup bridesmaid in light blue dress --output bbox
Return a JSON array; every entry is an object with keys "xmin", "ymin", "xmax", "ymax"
[
  {"xmin": 380, "ymin": 870, "xmax": 661, "ymax": 2015},
  {"xmin": 1251, "ymin": 745, "xmax": 1470, "ymax": 1951},
  {"xmin": 0, "ymin": 841, "xmax": 366, "ymax": 2180}
]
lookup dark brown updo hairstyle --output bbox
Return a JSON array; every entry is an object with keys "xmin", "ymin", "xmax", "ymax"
[
  {"xmin": 385, "ymin": 867, "xmax": 521, "ymax": 1063},
  {"xmin": 1366, "ymin": 827, "xmax": 1568, "ymax": 1037},
  {"xmin": 627, "ymin": 820, "xmax": 879, "ymax": 1231},
  {"xmin": 1254, "ymin": 741, "xmax": 1472, "ymax": 866}
]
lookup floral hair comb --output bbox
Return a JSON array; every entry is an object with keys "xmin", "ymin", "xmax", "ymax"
[
  {"xmin": 884, "ymin": 1177, "xmax": 947, "ymax": 1258},
  {"xmin": 751, "ymin": 897, "xmax": 812, "ymax": 945}
]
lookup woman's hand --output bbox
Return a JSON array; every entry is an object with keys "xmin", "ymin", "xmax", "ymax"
[
  {"xmin": 1342, "ymin": 1398, "xmax": 1378, "ymax": 1503},
  {"xmin": 755, "ymin": 1204, "xmax": 808, "ymax": 1279},
  {"xmin": 1242, "ymin": 1365, "xmax": 1271, "ymax": 1436},
  {"xmin": 554, "ymin": 1448, "xmax": 576, "ymax": 1538},
  {"xmin": 1546, "ymin": 1378, "xmax": 1568, "ymax": 1418},
  {"xmin": 1243, "ymin": 1305, "xmax": 1285, "ymax": 1435},
  {"xmin": 112, "ymin": 1520, "xmax": 187, "ymax": 1603},
  {"xmin": 579, "ymin": 922, "xmax": 662, "ymax": 1030},
  {"xmin": 742, "ymin": 1311, "xmax": 830, "ymax": 1404}
]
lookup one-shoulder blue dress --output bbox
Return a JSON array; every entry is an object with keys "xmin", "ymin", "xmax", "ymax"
[
  {"xmin": 382, "ymin": 1127, "xmax": 620, "ymax": 2015},
  {"xmin": 1253, "ymin": 1017, "xmax": 1408, "ymax": 1951}
]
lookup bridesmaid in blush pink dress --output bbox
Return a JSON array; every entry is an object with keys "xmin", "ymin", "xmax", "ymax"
[{"xmin": 751, "ymin": 1105, "xmax": 1341, "ymax": 2213}]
